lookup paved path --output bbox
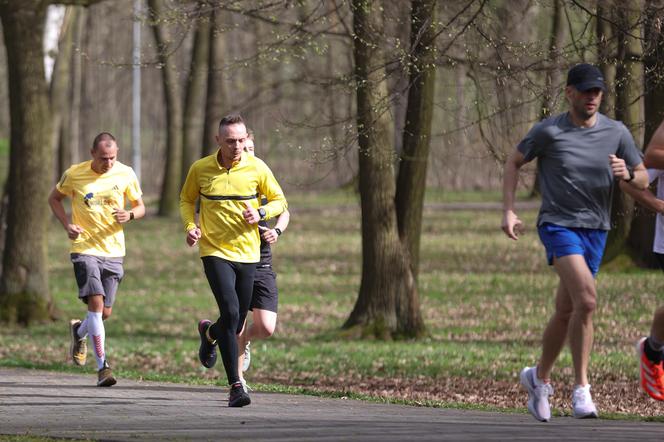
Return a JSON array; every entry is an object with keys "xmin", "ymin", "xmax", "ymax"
[{"xmin": 1, "ymin": 368, "xmax": 663, "ymax": 441}]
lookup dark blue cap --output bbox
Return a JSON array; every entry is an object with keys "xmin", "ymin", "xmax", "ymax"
[{"xmin": 566, "ymin": 63, "xmax": 606, "ymax": 91}]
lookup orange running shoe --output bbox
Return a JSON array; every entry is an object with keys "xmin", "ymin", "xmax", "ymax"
[{"xmin": 637, "ymin": 337, "xmax": 664, "ymax": 401}]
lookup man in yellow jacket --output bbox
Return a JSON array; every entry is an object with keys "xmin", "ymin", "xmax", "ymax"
[
  {"xmin": 48, "ymin": 132, "xmax": 145, "ymax": 387},
  {"xmin": 180, "ymin": 114, "xmax": 287, "ymax": 407}
]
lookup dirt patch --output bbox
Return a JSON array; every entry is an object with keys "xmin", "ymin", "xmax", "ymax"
[{"xmin": 254, "ymin": 373, "xmax": 664, "ymax": 418}]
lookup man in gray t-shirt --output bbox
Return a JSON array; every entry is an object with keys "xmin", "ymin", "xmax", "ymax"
[
  {"xmin": 519, "ymin": 113, "xmax": 643, "ymax": 230},
  {"xmin": 502, "ymin": 63, "xmax": 648, "ymax": 423}
]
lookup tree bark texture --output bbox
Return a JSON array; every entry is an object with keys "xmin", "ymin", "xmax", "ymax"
[
  {"xmin": 149, "ymin": 0, "xmax": 184, "ymax": 217},
  {"xmin": 343, "ymin": 0, "xmax": 424, "ymax": 339},
  {"xmin": 604, "ymin": 1, "xmax": 643, "ymax": 263},
  {"xmin": 531, "ymin": 0, "xmax": 565, "ymax": 198},
  {"xmin": 395, "ymin": 0, "xmax": 436, "ymax": 285},
  {"xmin": 203, "ymin": 8, "xmax": 227, "ymax": 156},
  {"xmin": 596, "ymin": 2, "xmax": 616, "ymax": 117},
  {"xmin": 182, "ymin": 4, "xmax": 209, "ymax": 183},
  {"xmin": 50, "ymin": 7, "xmax": 75, "ymax": 179},
  {"xmin": 63, "ymin": 7, "xmax": 86, "ymax": 169},
  {"xmin": 540, "ymin": 0, "xmax": 564, "ymax": 120},
  {"xmin": 0, "ymin": 1, "xmax": 55, "ymax": 324}
]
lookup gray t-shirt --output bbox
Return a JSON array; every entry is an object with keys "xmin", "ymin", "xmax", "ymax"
[{"xmin": 518, "ymin": 112, "xmax": 643, "ymax": 230}]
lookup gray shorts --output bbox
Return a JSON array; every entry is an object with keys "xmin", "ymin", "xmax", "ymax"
[{"xmin": 70, "ymin": 253, "xmax": 124, "ymax": 307}]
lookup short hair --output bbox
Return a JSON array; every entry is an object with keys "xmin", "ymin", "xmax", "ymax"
[
  {"xmin": 92, "ymin": 132, "xmax": 117, "ymax": 151},
  {"xmin": 218, "ymin": 114, "xmax": 245, "ymax": 132}
]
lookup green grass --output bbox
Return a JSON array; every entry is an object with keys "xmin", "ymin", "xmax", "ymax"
[{"xmin": 1, "ymin": 190, "xmax": 664, "ymax": 420}]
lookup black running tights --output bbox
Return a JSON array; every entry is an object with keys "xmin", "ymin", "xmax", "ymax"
[{"xmin": 202, "ymin": 256, "xmax": 256, "ymax": 385}]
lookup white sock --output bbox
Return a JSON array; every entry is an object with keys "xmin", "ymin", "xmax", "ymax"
[
  {"xmin": 86, "ymin": 311, "xmax": 105, "ymax": 370},
  {"xmin": 77, "ymin": 318, "xmax": 89, "ymax": 338}
]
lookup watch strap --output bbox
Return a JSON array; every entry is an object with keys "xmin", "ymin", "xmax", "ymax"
[{"xmin": 624, "ymin": 166, "xmax": 635, "ymax": 182}]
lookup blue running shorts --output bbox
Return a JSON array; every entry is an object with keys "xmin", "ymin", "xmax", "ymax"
[{"xmin": 537, "ymin": 223, "xmax": 608, "ymax": 277}]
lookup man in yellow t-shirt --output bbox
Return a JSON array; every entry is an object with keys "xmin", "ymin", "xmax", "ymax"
[
  {"xmin": 180, "ymin": 114, "xmax": 287, "ymax": 407},
  {"xmin": 48, "ymin": 132, "xmax": 145, "ymax": 387}
]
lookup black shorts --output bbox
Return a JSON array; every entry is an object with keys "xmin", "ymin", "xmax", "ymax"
[
  {"xmin": 655, "ymin": 253, "xmax": 664, "ymax": 272},
  {"xmin": 250, "ymin": 265, "xmax": 278, "ymax": 313}
]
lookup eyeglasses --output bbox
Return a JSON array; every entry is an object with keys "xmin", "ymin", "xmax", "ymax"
[{"xmin": 225, "ymin": 138, "xmax": 246, "ymax": 145}]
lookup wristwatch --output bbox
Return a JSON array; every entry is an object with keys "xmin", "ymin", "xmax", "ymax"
[
  {"xmin": 257, "ymin": 207, "xmax": 266, "ymax": 219},
  {"xmin": 129, "ymin": 211, "xmax": 135, "ymax": 220},
  {"xmin": 274, "ymin": 227, "xmax": 282, "ymax": 236},
  {"xmin": 624, "ymin": 166, "xmax": 635, "ymax": 183}
]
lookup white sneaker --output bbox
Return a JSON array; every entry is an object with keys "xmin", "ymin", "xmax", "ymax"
[
  {"xmin": 242, "ymin": 340, "xmax": 251, "ymax": 372},
  {"xmin": 240, "ymin": 378, "xmax": 252, "ymax": 393},
  {"xmin": 572, "ymin": 384, "xmax": 598, "ymax": 418},
  {"xmin": 520, "ymin": 366, "xmax": 553, "ymax": 422}
]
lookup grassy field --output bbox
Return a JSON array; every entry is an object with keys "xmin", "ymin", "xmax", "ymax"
[{"xmin": 1, "ymin": 189, "xmax": 664, "ymax": 421}]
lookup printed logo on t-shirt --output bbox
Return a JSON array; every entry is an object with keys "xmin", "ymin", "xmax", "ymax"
[{"xmin": 82, "ymin": 188, "xmax": 119, "ymax": 208}]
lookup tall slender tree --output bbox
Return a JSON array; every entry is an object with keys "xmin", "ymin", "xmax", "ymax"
[
  {"xmin": 0, "ymin": 0, "xmax": 104, "ymax": 325},
  {"xmin": 596, "ymin": 2, "xmax": 616, "ymax": 117},
  {"xmin": 203, "ymin": 8, "xmax": 227, "ymax": 156},
  {"xmin": 62, "ymin": 7, "xmax": 86, "ymax": 170},
  {"xmin": 50, "ymin": 7, "xmax": 76, "ymax": 177},
  {"xmin": 604, "ymin": 0, "xmax": 643, "ymax": 262},
  {"xmin": 181, "ymin": 3, "xmax": 209, "ymax": 182},
  {"xmin": 395, "ymin": 0, "xmax": 437, "ymax": 282},
  {"xmin": 148, "ymin": 0, "xmax": 184, "ymax": 217},
  {"xmin": 540, "ymin": 0, "xmax": 565, "ymax": 120},
  {"xmin": 343, "ymin": 0, "xmax": 424, "ymax": 339},
  {"xmin": 531, "ymin": 0, "xmax": 565, "ymax": 197}
]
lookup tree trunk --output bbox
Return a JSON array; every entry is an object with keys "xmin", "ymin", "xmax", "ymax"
[
  {"xmin": 627, "ymin": 0, "xmax": 664, "ymax": 268},
  {"xmin": 343, "ymin": 0, "xmax": 424, "ymax": 339},
  {"xmin": 203, "ymin": 8, "xmax": 227, "ymax": 156},
  {"xmin": 50, "ymin": 7, "xmax": 75, "ymax": 178},
  {"xmin": 63, "ymin": 7, "xmax": 86, "ymax": 168},
  {"xmin": 0, "ymin": 2, "xmax": 55, "ymax": 324},
  {"xmin": 395, "ymin": 0, "xmax": 436, "ymax": 284},
  {"xmin": 532, "ymin": 0, "xmax": 565, "ymax": 198},
  {"xmin": 181, "ymin": 4, "xmax": 209, "ymax": 183},
  {"xmin": 540, "ymin": 0, "xmax": 564, "ymax": 120},
  {"xmin": 596, "ymin": 2, "xmax": 616, "ymax": 118},
  {"xmin": 604, "ymin": 1, "xmax": 643, "ymax": 263},
  {"xmin": 149, "ymin": 0, "xmax": 183, "ymax": 217}
]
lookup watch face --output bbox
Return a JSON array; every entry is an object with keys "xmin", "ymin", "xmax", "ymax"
[{"xmin": 258, "ymin": 207, "xmax": 266, "ymax": 218}]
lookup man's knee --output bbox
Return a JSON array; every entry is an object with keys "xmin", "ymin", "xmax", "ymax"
[
  {"xmin": 223, "ymin": 309, "xmax": 241, "ymax": 329},
  {"xmin": 251, "ymin": 310, "xmax": 277, "ymax": 339},
  {"xmin": 86, "ymin": 294, "xmax": 104, "ymax": 312},
  {"xmin": 255, "ymin": 323, "xmax": 275, "ymax": 339},
  {"xmin": 554, "ymin": 304, "xmax": 573, "ymax": 322},
  {"xmin": 574, "ymin": 286, "xmax": 597, "ymax": 316}
]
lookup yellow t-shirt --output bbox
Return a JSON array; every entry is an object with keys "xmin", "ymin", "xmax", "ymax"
[
  {"xmin": 56, "ymin": 160, "xmax": 142, "ymax": 257},
  {"xmin": 180, "ymin": 151, "xmax": 287, "ymax": 263}
]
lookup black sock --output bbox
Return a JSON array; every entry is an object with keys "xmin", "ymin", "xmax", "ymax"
[{"xmin": 645, "ymin": 337, "xmax": 664, "ymax": 363}]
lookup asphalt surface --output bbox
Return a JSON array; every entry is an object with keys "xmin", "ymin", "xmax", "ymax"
[{"xmin": 1, "ymin": 368, "xmax": 664, "ymax": 441}]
